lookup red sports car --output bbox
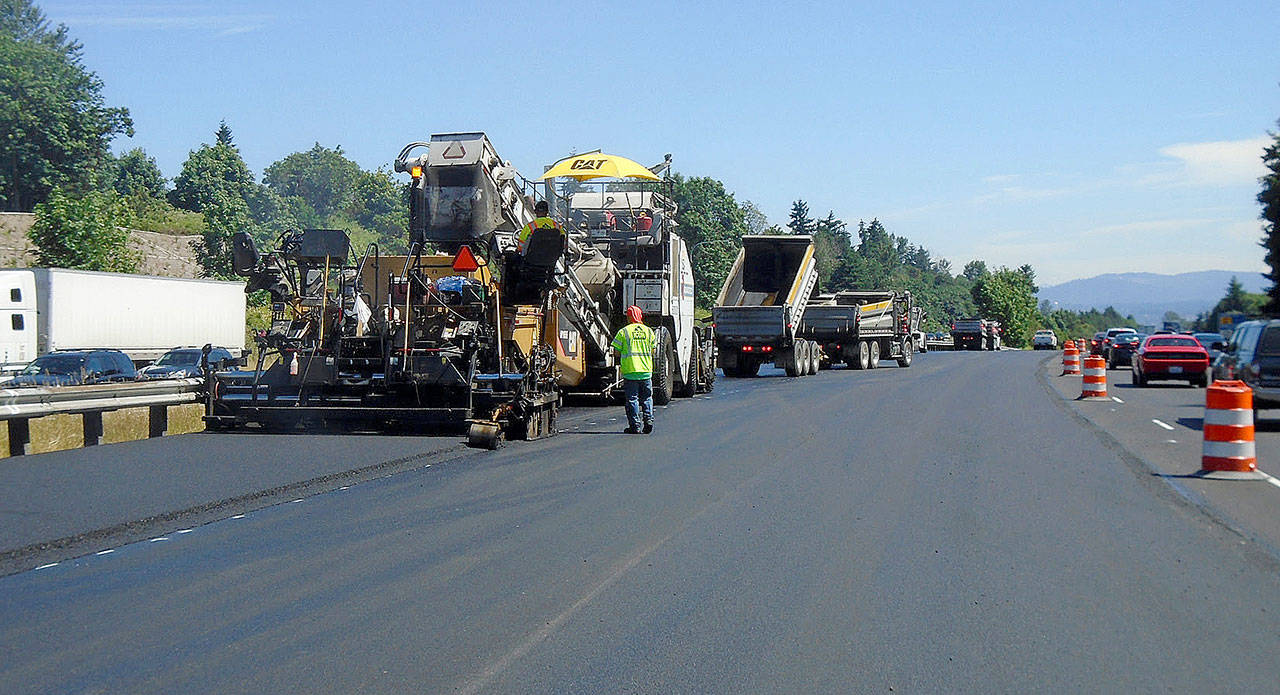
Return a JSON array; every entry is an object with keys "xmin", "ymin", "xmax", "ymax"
[{"xmin": 1131, "ymin": 335, "xmax": 1210, "ymax": 387}]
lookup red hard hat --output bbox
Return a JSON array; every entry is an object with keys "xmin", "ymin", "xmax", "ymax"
[{"xmin": 626, "ymin": 305, "xmax": 644, "ymax": 323}]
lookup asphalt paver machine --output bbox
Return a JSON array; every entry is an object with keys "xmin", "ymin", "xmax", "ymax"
[{"xmin": 205, "ymin": 133, "xmax": 563, "ymax": 448}]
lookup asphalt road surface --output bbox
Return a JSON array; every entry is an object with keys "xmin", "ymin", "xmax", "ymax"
[{"xmin": 1, "ymin": 351, "xmax": 1277, "ymax": 693}]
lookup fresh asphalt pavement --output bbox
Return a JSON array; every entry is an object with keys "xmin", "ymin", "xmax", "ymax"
[{"xmin": 1, "ymin": 351, "xmax": 1278, "ymax": 693}]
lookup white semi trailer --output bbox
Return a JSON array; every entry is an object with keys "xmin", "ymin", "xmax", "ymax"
[{"xmin": 0, "ymin": 268, "xmax": 246, "ymax": 371}]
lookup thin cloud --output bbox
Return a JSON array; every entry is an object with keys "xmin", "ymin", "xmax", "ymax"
[
  {"xmin": 1146, "ymin": 136, "xmax": 1271, "ymax": 187},
  {"xmin": 55, "ymin": 4, "xmax": 270, "ymax": 36}
]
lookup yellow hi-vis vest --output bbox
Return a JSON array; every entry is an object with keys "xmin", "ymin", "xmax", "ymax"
[
  {"xmin": 611, "ymin": 322, "xmax": 655, "ymax": 379},
  {"xmin": 516, "ymin": 216, "xmax": 564, "ymax": 253}
]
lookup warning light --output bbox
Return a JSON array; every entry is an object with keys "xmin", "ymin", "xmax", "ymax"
[
  {"xmin": 452, "ymin": 245, "xmax": 480, "ymax": 272},
  {"xmin": 410, "ymin": 165, "xmax": 423, "ymax": 178}
]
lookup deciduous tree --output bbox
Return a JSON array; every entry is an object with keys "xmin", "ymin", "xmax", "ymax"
[
  {"xmin": 0, "ymin": 0, "xmax": 133, "ymax": 210},
  {"xmin": 28, "ymin": 187, "xmax": 137, "ymax": 272}
]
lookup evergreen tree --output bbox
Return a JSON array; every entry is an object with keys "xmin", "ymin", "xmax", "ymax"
[
  {"xmin": 215, "ymin": 119, "xmax": 234, "ymax": 146},
  {"xmin": 787, "ymin": 200, "xmax": 816, "ymax": 235},
  {"xmin": 1260, "ymin": 122, "xmax": 1280, "ymax": 315}
]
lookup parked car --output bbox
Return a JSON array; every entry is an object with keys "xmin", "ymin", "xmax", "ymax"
[
  {"xmin": 1131, "ymin": 335, "xmax": 1210, "ymax": 387},
  {"xmin": 1211, "ymin": 320, "xmax": 1280, "ymax": 416},
  {"xmin": 137, "ymin": 346, "xmax": 237, "ymax": 381},
  {"xmin": 1032, "ymin": 329, "xmax": 1058, "ymax": 350},
  {"xmin": 1106, "ymin": 332, "xmax": 1142, "ymax": 368},
  {"xmin": 5, "ymin": 349, "xmax": 137, "ymax": 387},
  {"xmin": 1090, "ymin": 331, "xmax": 1107, "ymax": 355}
]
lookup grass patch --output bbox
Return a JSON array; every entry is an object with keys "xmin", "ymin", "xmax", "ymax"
[{"xmin": 0, "ymin": 403, "xmax": 206, "ymax": 458}]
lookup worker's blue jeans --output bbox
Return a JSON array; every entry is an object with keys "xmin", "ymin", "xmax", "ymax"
[{"xmin": 623, "ymin": 377, "xmax": 653, "ymax": 430}]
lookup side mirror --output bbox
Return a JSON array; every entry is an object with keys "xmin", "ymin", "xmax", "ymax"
[{"xmin": 1212, "ymin": 341, "xmax": 1226, "ymax": 351}]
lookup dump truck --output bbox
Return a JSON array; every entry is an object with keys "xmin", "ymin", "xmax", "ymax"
[
  {"xmin": 559, "ymin": 180, "xmax": 715, "ymax": 402},
  {"xmin": 800, "ymin": 290, "xmax": 919, "ymax": 369},
  {"xmin": 713, "ymin": 235, "xmax": 823, "ymax": 377},
  {"xmin": 951, "ymin": 317, "xmax": 1001, "ymax": 351},
  {"xmin": 206, "ymin": 133, "xmax": 570, "ymax": 448}
]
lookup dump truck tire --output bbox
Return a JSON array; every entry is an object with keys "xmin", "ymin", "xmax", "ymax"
[
  {"xmin": 868, "ymin": 340, "xmax": 881, "ymax": 369},
  {"xmin": 783, "ymin": 344, "xmax": 802, "ymax": 377},
  {"xmin": 897, "ymin": 338, "xmax": 913, "ymax": 367},
  {"xmin": 855, "ymin": 340, "xmax": 870, "ymax": 370},
  {"xmin": 807, "ymin": 341, "xmax": 820, "ymax": 374},
  {"xmin": 675, "ymin": 339, "xmax": 697, "ymax": 398},
  {"xmin": 653, "ymin": 327, "xmax": 674, "ymax": 405}
]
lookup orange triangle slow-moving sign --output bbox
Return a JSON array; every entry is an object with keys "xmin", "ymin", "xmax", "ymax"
[{"xmin": 452, "ymin": 245, "xmax": 480, "ymax": 273}]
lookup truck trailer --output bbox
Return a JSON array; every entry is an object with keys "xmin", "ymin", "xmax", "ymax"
[{"xmin": 0, "ymin": 268, "xmax": 246, "ymax": 372}]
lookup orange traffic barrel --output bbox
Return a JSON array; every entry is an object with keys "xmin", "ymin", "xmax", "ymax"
[
  {"xmin": 1200, "ymin": 380, "xmax": 1261, "ymax": 479},
  {"xmin": 1075, "ymin": 338, "xmax": 1085, "ymax": 352},
  {"xmin": 1061, "ymin": 345, "xmax": 1080, "ymax": 375},
  {"xmin": 1080, "ymin": 355, "xmax": 1107, "ymax": 398}
]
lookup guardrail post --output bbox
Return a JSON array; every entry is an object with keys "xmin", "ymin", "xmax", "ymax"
[
  {"xmin": 8, "ymin": 418, "xmax": 31, "ymax": 456},
  {"xmin": 83, "ymin": 412, "xmax": 104, "ymax": 447},
  {"xmin": 148, "ymin": 405, "xmax": 168, "ymax": 438}
]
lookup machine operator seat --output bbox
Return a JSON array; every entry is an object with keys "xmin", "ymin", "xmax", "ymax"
[{"xmin": 505, "ymin": 228, "xmax": 566, "ymax": 305}]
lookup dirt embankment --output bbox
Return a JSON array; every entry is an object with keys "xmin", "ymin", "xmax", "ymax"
[{"xmin": 0, "ymin": 212, "xmax": 201, "ymax": 278}]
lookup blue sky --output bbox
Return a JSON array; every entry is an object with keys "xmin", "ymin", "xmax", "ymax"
[{"xmin": 40, "ymin": 0, "xmax": 1280, "ymax": 285}]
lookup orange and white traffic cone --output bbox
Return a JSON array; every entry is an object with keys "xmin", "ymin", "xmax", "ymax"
[
  {"xmin": 1199, "ymin": 380, "xmax": 1263, "ymax": 479},
  {"xmin": 1076, "ymin": 339, "xmax": 1085, "ymax": 353},
  {"xmin": 1061, "ymin": 344, "xmax": 1080, "ymax": 375},
  {"xmin": 1079, "ymin": 355, "xmax": 1107, "ymax": 398}
]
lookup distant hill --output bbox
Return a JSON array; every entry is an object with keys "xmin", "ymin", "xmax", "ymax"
[{"xmin": 1038, "ymin": 270, "xmax": 1269, "ymax": 325}]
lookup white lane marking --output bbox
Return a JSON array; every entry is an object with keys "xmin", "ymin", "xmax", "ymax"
[
  {"xmin": 1111, "ymin": 396, "xmax": 1124, "ymax": 403},
  {"xmin": 289, "ymin": 498, "xmax": 303, "ymax": 503},
  {"xmin": 1165, "ymin": 439, "xmax": 1178, "ymax": 444},
  {"xmin": 338, "ymin": 486, "xmax": 349, "ymax": 490},
  {"xmin": 95, "ymin": 549, "xmax": 114, "ymax": 556},
  {"xmin": 1152, "ymin": 419, "xmax": 1176, "ymax": 431},
  {"xmin": 149, "ymin": 537, "xmax": 169, "ymax": 543},
  {"xmin": 34, "ymin": 562, "xmax": 58, "ymax": 570},
  {"xmin": 176, "ymin": 529, "xmax": 192, "ymax": 534},
  {"xmin": 230, "ymin": 514, "xmax": 245, "ymax": 520},
  {"xmin": 1258, "ymin": 470, "xmax": 1280, "ymax": 490}
]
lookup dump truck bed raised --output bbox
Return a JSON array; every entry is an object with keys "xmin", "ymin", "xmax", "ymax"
[{"xmin": 712, "ymin": 235, "xmax": 818, "ymax": 346}]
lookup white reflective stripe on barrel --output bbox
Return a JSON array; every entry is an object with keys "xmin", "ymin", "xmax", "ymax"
[
  {"xmin": 1203, "ymin": 408, "xmax": 1253, "ymax": 427},
  {"xmin": 1202, "ymin": 440, "xmax": 1256, "ymax": 459}
]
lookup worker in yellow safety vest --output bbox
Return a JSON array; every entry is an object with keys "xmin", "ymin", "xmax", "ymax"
[
  {"xmin": 610, "ymin": 305, "xmax": 656, "ymax": 434},
  {"xmin": 516, "ymin": 200, "xmax": 565, "ymax": 255}
]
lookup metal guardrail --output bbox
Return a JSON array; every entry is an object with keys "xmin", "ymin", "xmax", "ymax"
[{"xmin": 0, "ymin": 379, "xmax": 202, "ymax": 456}]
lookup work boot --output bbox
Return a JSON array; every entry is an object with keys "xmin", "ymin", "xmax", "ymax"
[
  {"xmin": 642, "ymin": 420, "xmax": 653, "ymax": 434},
  {"xmin": 624, "ymin": 426, "xmax": 640, "ymax": 434}
]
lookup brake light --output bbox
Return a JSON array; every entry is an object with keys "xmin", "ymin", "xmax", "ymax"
[
  {"xmin": 742, "ymin": 346, "xmax": 754, "ymax": 352},
  {"xmin": 762, "ymin": 345, "xmax": 773, "ymax": 353}
]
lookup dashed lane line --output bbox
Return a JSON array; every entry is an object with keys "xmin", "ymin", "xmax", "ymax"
[
  {"xmin": 1152, "ymin": 419, "xmax": 1176, "ymax": 431},
  {"xmin": 1111, "ymin": 396, "xmax": 1124, "ymax": 404}
]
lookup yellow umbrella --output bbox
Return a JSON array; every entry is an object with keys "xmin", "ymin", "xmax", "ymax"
[{"xmin": 539, "ymin": 152, "xmax": 660, "ymax": 181}]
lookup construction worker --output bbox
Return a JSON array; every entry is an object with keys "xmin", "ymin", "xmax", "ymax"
[
  {"xmin": 516, "ymin": 200, "xmax": 565, "ymax": 255},
  {"xmin": 611, "ymin": 305, "xmax": 656, "ymax": 434}
]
